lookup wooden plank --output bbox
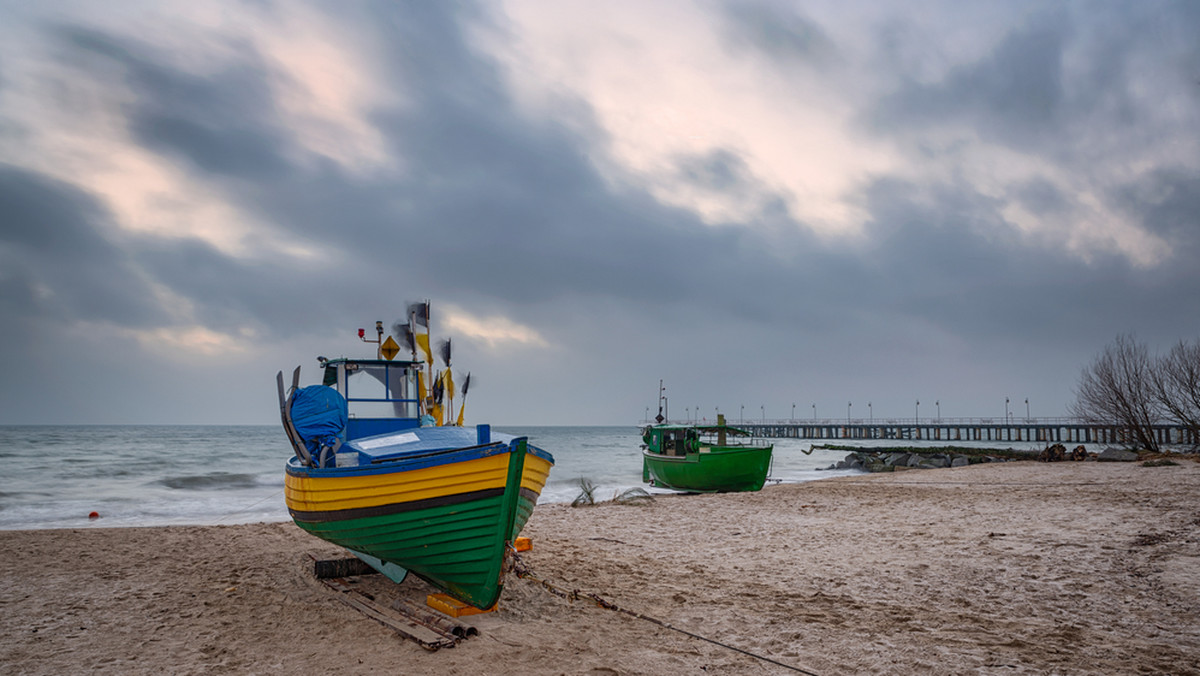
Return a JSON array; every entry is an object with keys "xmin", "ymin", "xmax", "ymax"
[{"xmin": 319, "ymin": 578, "xmax": 455, "ymax": 651}]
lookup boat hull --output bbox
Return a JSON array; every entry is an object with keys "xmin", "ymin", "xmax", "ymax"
[
  {"xmin": 286, "ymin": 437, "xmax": 552, "ymax": 609},
  {"xmin": 642, "ymin": 444, "xmax": 773, "ymax": 493}
]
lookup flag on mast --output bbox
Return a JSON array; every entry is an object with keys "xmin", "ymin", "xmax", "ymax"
[
  {"xmin": 455, "ymin": 372, "xmax": 471, "ymax": 426},
  {"xmin": 415, "ymin": 333, "xmax": 433, "ymax": 366},
  {"xmin": 407, "ymin": 301, "xmax": 430, "ymax": 328},
  {"xmin": 408, "ymin": 300, "xmax": 433, "ymax": 415}
]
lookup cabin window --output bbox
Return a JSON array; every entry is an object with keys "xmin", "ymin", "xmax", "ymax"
[
  {"xmin": 662, "ymin": 430, "xmax": 688, "ymax": 456},
  {"xmin": 345, "ymin": 365, "xmax": 418, "ymax": 419}
]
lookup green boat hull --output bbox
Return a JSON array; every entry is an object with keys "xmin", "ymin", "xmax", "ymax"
[
  {"xmin": 293, "ymin": 489, "xmax": 540, "ymax": 609},
  {"xmin": 642, "ymin": 444, "xmax": 773, "ymax": 493}
]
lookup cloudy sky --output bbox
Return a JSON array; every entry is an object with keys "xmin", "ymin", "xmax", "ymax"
[{"xmin": 1, "ymin": 0, "xmax": 1198, "ymax": 426}]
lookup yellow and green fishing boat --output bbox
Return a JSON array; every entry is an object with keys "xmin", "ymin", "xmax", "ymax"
[{"xmin": 278, "ymin": 305, "xmax": 554, "ymax": 609}]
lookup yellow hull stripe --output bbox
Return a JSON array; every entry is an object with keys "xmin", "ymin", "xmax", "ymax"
[
  {"xmin": 520, "ymin": 454, "xmax": 553, "ymax": 494},
  {"xmin": 285, "ymin": 451, "xmax": 555, "ymax": 514}
]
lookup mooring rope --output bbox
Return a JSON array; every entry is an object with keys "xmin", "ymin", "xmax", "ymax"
[
  {"xmin": 508, "ymin": 549, "xmax": 821, "ymax": 675},
  {"xmin": 213, "ymin": 490, "xmax": 283, "ymax": 524}
]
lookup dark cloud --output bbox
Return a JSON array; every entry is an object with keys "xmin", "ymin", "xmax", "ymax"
[
  {"xmin": 0, "ymin": 164, "xmax": 166, "ymax": 327},
  {"xmin": 718, "ymin": 0, "xmax": 835, "ymax": 65},
  {"xmin": 1009, "ymin": 177, "xmax": 1070, "ymax": 218},
  {"xmin": 675, "ymin": 148, "xmax": 756, "ymax": 194},
  {"xmin": 870, "ymin": 21, "xmax": 1068, "ymax": 148},
  {"xmin": 1114, "ymin": 168, "xmax": 1200, "ymax": 249},
  {"xmin": 64, "ymin": 27, "xmax": 292, "ymax": 180},
  {"xmin": 867, "ymin": 4, "xmax": 1200, "ymax": 160}
]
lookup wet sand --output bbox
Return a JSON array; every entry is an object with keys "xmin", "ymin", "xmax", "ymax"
[{"xmin": 2, "ymin": 459, "xmax": 1198, "ymax": 675}]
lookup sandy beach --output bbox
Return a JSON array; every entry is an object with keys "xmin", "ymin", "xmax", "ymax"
[{"xmin": 3, "ymin": 459, "xmax": 1199, "ymax": 675}]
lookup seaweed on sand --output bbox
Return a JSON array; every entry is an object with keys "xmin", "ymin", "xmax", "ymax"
[{"xmin": 571, "ymin": 479, "xmax": 655, "ymax": 507}]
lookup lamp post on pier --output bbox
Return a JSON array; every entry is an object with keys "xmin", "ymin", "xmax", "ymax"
[
  {"xmin": 1025, "ymin": 398, "xmax": 1030, "ymax": 421},
  {"xmin": 740, "ymin": 404, "xmax": 744, "ymax": 423},
  {"xmin": 1005, "ymin": 397, "xmax": 1011, "ymax": 424},
  {"xmin": 868, "ymin": 401, "xmax": 872, "ymax": 423},
  {"xmin": 936, "ymin": 400, "xmax": 940, "ymax": 421},
  {"xmin": 915, "ymin": 400, "xmax": 919, "ymax": 424},
  {"xmin": 792, "ymin": 403, "xmax": 796, "ymax": 421},
  {"xmin": 812, "ymin": 403, "xmax": 816, "ymax": 421},
  {"xmin": 761, "ymin": 405, "xmax": 765, "ymax": 423}
]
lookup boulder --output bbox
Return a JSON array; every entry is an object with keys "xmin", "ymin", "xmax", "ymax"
[
  {"xmin": 1096, "ymin": 448, "xmax": 1139, "ymax": 462},
  {"xmin": 840, "ymin": 455, "xmax": 865, "ymax": 470},
  {"xmin": 1038, "ymin": 443, "xmax": 1067, "ymax": 462},
  {"xmin": 950, "ymin": 455, "xmax": 970, "ymax": 467}
]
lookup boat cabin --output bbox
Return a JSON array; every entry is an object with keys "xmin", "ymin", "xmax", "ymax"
[
  {"xmin": 642, "ymin": 421, "xmax": 765, "ymax": 457},
  {"xmin": 642, "ymin": 425, "xmax": 699, "ymax": 457},
  {"xmin": 320, "ymin": 356, "xmax": 422, "ymax": 441}
]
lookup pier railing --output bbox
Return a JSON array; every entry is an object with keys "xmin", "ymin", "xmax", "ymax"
[{"xmin": 643, "ymin": 417, "xmax": 1198, "ymax": 446}]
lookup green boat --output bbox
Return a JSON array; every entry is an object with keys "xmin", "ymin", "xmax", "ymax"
[{"xmin": 641, "ymin": 413, "xmax": 774, "ymax": 493}]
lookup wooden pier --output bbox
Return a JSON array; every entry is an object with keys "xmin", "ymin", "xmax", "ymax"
[{"xmin": 715, "ymin": 418, "xmax": 1199, "ymax": 446}]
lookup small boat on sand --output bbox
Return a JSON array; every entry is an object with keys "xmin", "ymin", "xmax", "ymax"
[
  {"xmin": 640, "ymin": 383, "xmax": 773, "ymax": 493},
  {"xmin": 641, "ymin": 417, "xmax": 774, "ymax": 493},
  {"xmin": 277, "ymin": 306, "xmax": 554, "ymax": 609}
]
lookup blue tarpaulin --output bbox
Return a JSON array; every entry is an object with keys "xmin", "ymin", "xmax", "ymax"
[{"xmin": 290, "ymin": 385, "xmax": 347, "ymax": 463}]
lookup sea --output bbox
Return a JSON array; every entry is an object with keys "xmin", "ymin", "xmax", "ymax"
[{"xmin": 0, "ymin": 425, "xmax": 1048, "ymax": 531}]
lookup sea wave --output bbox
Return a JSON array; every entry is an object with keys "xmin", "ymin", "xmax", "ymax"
[{"xmin": 155, "ymin": 473, "xmax": 263, "ymax": 491}]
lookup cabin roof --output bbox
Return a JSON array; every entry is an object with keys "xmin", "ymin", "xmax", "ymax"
[{"xmin": 322, "ymin": 357, "xmax": 422, "ymax": 367}]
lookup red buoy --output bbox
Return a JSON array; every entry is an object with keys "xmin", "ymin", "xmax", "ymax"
[{"xmin": 88, "ymin": 511, "xmax": 100, "ymax": 519}]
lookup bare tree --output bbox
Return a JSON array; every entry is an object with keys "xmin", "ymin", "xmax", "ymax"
[
  {"xmin": 1152, "ymin": 339, "xmax": 1200, "ymax": 438},
  {"xmin": 1069, "ymin": 334, "xmax": 1161, "ymax": 452}
]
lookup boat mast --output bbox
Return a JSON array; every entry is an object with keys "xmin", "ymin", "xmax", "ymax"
[
  {"xmin": 656, "ymin": 379, "xmax": 666, "ymax": 424},
  {"xmin": 358, "ymin": 321, "xmax": 383, "ymax": 358}
]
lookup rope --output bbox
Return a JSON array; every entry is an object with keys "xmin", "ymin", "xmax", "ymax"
[
  {"xmin": 508, "ymin": 549, "xmax": 821, "ymax": 675},
  {"xmin": 213, "ymin": 490, "xmax": 283, "ymax": 524},
  {"xmin": 834, "ymin": 480, "xmax": 1107, "ymax": 487}
]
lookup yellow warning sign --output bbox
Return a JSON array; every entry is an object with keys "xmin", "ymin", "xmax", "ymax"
[{"xmin": 381, "ymin": 335, "xmax": 401, "ymax": 361}]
